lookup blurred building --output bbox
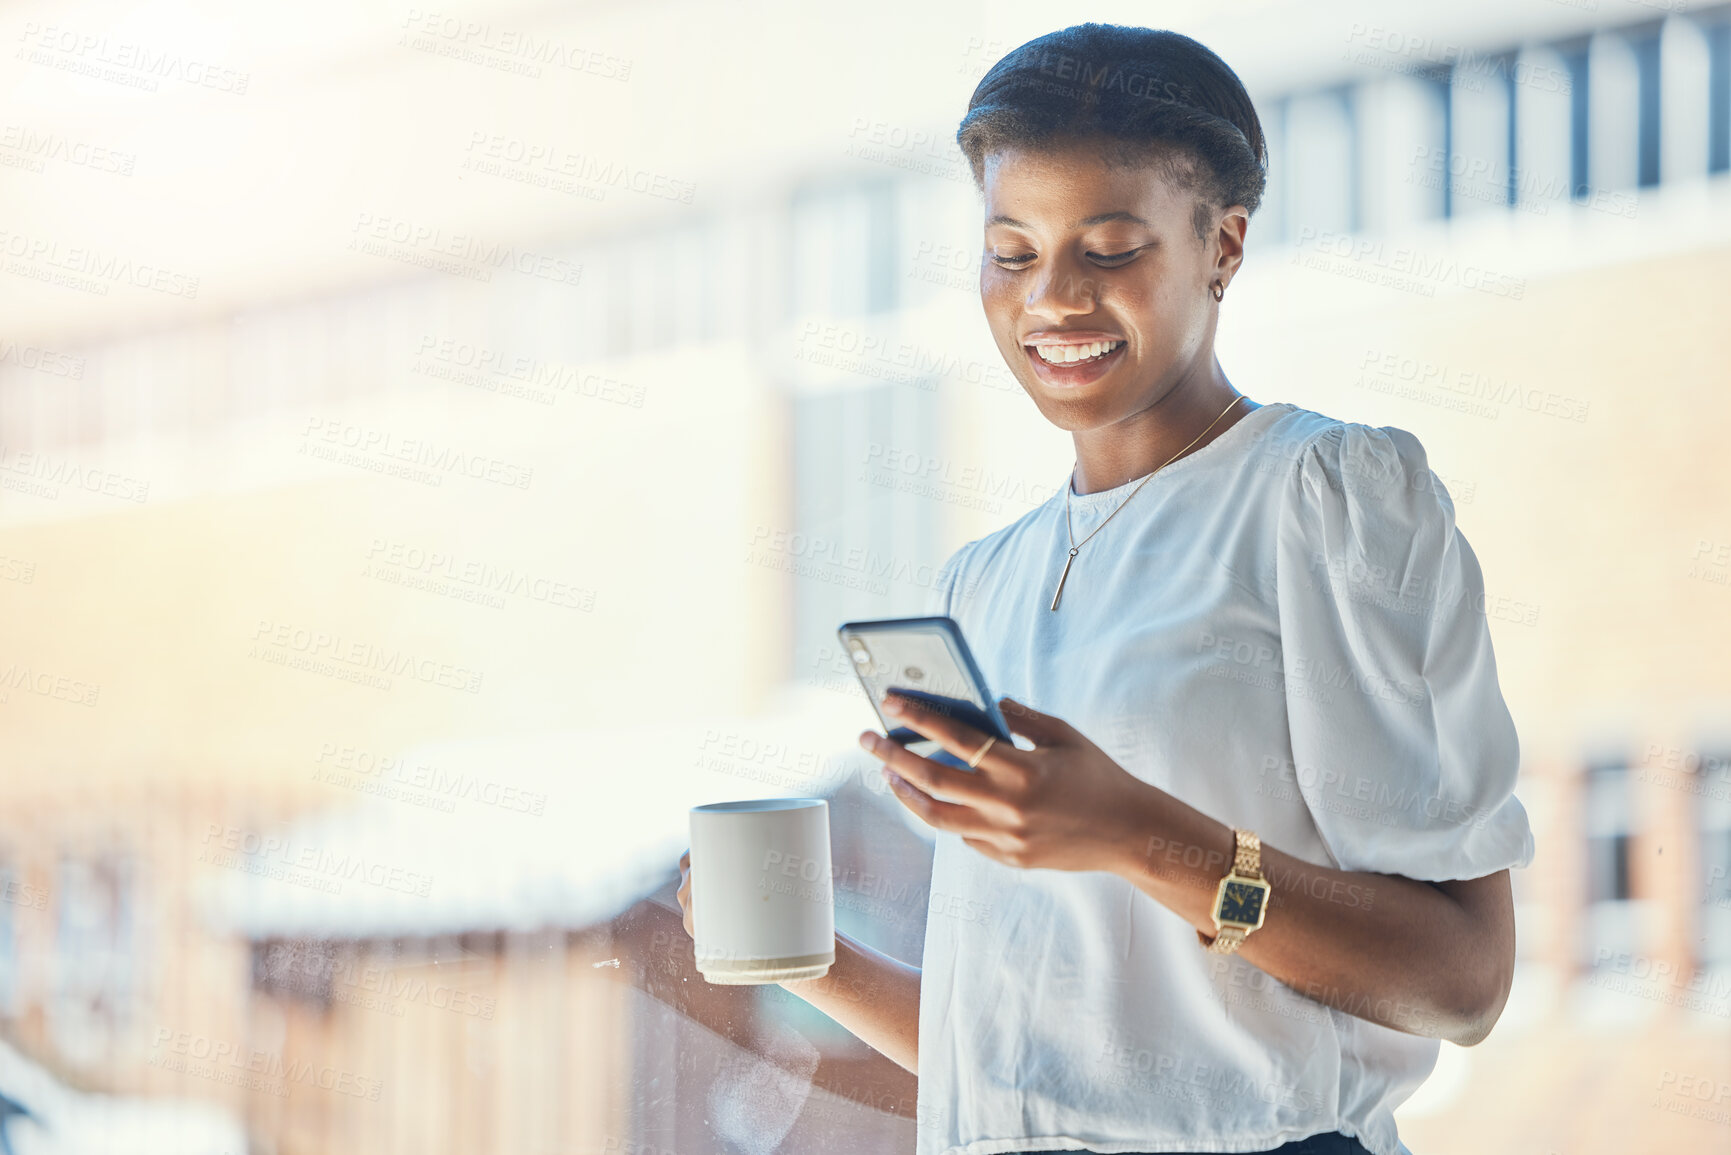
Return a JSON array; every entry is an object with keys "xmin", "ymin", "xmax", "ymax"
[{"xmin": 2, "ymin": 3, "xmax": 1730, "ymax": 1153}]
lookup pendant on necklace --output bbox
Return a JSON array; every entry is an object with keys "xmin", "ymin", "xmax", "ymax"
[{"xmin": 1050, "ymin": 546, "xmax": 1080, "ymax": 611}]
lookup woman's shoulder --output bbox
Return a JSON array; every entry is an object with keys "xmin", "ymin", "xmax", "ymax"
[
  {"xmin": 942, "ymin": 496, "xmax": 1058, "ymax": 576},
  {"xmin": 928, "ymin": 478, "xmax": 1072, "ymax": 609},
  {"xmin": 1247, "ymin": 403, "xmax": 1445, "ymax": 509},
  {"xmin": 1255, "ymin": 405, "xmax": 1468, "ymax": 606},
  {"xmin": 1244, "ymin": 401, "xmax": 1423, "ymax": 459}
]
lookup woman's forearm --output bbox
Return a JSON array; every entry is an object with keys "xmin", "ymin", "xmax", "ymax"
[
  {"xmin": 1105, "ymin": 780, "xmax": 1514, "ymax": 1046},
  {"xmin": 777, "ymin": 929, "xmax": 921, "ymax": 1073}
]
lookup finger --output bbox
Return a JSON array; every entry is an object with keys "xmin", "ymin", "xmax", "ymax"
[
  {"xmin": 861, "ymin": 729, "xmax": 997, "ymax": 807},
  {"xmin": 997, "ymin": 695, "xmax": 1073, "ymax": 746},
  {"xmin": 883, "ymin": 770, "xmax": 999, "ymax": 838},
  {"xmin": 881, "ymin": 693, "xmax": 1023, "ymax": 777},
  {"xmin": 962, "ymin": 835, "xmax": 1009, "ymax": 862}
]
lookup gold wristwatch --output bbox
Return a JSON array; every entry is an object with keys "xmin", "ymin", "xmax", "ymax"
[{"xmin": 1198, "ymin": 828, "xmax": 1271, "ymax": 955}]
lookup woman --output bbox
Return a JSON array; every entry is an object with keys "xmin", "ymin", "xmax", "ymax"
[{"xmin": 679, "ymin": 23, "xmax": 1532, "ymax": 1155}]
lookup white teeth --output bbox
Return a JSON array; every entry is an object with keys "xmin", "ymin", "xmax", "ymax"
[{"xmin": 1035, "ymin": 340, "xmax": 1123, "ymax": 365}]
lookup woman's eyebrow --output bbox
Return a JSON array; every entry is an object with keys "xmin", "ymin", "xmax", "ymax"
[{"xmin": 986, "ymin": 211, "xmax": 1153, "ymax": 229}]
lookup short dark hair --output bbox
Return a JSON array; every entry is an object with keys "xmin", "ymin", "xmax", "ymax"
[{"xmin": 956, "ymin": 24, "xmax": 1268, "ymax": 240}]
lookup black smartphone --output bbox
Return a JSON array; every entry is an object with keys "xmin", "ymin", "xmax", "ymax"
[{"xmin": 836, "ymin": 615, "xmax": 1012, "ymax": 771}]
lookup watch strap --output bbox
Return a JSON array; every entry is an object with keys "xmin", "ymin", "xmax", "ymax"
[
  {"xmin": 1232, "ymin": 827, "xmax": 1263, "ymax": 880},
  {"xmin": 1197, "ymin": 925, "xmax": 1248, "ymax": 954}
]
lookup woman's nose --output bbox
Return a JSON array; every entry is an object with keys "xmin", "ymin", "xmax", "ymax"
[{"xmin": 1024, "ymin": 259, "xmax": 1099, "ymax": 321}]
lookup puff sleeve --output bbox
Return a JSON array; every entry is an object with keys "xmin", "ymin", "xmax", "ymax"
[{"xmin": 1274, "ymin": 422, "xmax": 1534, "ymax": 881}]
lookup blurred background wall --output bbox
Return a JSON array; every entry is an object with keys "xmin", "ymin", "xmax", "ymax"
[{"xmin": 1, "ymin": 1, "xmax": 1729, "ymax": 1152}]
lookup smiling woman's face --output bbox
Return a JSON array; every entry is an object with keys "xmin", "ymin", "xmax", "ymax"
[{"xmin": 979, "ymin": 138, "xmax": 1240, "ymax": 433}]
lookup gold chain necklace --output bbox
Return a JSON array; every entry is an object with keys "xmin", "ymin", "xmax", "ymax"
[{"xmin": 1049, "ymin": 394, "xmax": 1245, "ymax": 611}]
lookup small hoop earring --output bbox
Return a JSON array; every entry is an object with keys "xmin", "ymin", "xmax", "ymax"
[{"xmin": 1210, "ymin": 280, "xmax": 1225, "ymax": 302}]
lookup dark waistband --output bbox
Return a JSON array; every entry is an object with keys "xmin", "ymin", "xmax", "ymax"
[{"xmin": 1013, "ymin": 1132, "xmax": 1373, "ymax": 1155}]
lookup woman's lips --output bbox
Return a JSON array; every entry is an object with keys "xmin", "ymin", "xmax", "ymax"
[{"xmin": 1024, "ymin": 341, "xmax": 1128, "ymax": 387}]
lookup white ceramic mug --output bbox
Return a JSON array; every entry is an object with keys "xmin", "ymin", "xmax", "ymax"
[{"xmin": 688, "ymin": 798, "xmax": 834, "ymax": 984}]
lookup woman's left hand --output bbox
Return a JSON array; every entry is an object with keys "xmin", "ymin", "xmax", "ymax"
[{"xmin": 860, "ymin": 693, "xmax": 1154, "ymax": 873}]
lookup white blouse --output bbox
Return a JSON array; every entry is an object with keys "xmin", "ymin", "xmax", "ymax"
[{"xmin": 913, "ymin": 401, "xmax": 1534, "ymax": 1155}]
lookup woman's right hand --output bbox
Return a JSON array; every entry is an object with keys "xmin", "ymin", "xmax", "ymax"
[
  {"xmin": 676, "ymin": 848, "xmax": 694, "ymax": 940},
  {"xmin": 674, "ymin": 851, "xmax": 919, "ymax": 1072}
]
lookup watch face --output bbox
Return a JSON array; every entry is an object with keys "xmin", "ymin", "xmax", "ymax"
[{"xmin": 1220, "ymin": 880, "xmax": 1267, "ymax": 925}]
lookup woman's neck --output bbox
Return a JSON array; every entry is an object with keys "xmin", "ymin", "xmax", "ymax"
[{"xmin": 1070, "ymin": 371, "xmax": 1258, "ymax": 495}]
